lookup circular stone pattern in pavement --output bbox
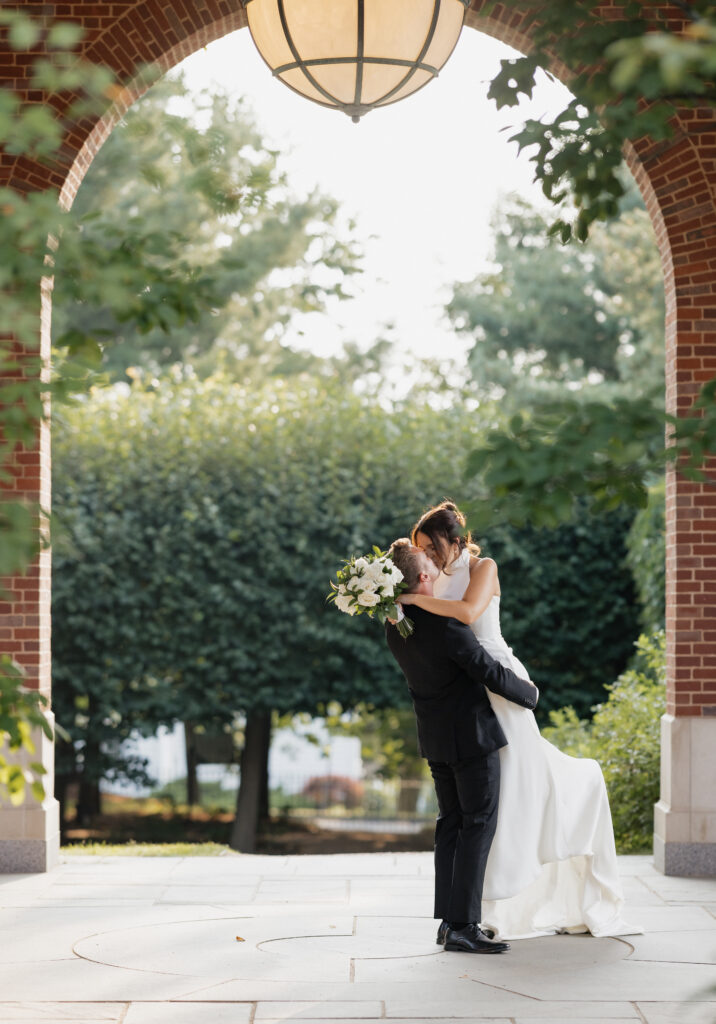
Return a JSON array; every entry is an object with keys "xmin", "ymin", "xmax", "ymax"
[
  {"xmin": 73, "ymin": 917, "xmax": 631, "ymax": 986},
  {"xmin": 75, "ymin": 919, "xmax": 264, "ymax": 978},
  {"xmin": 73, "ymin": 916, "xmax": 437, "ymax": 982}
]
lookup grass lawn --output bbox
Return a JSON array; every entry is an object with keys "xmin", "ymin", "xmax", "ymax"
[{"xmin": 62, "ymin": 841, "xmax": 231, "ymax": 857}]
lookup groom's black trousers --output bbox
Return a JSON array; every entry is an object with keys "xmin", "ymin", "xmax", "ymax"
[{"xmin": 429, "ymin": 750, "xmax": 500, "ymax": 925}]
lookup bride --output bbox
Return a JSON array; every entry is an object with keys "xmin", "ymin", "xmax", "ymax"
[{"xmin": 398, "ymin": 499, "xmax": 641, "ymax": 940}]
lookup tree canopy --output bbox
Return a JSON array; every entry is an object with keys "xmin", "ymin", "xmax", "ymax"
[
  {"xmin": 448, "ymin": 188, "xmax": 664, "ymax": 397},
  {"xmin": 52, "ymin": 74, "xmax": 362, "ymax": 384},
  {"xmin": 450, "ymin": 184, "xmax": 715, "ymax": 530}
]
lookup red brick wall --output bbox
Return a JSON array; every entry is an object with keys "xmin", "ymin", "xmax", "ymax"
[
  {"xmin": 630, "ymin": 116, "xmax": 716, "ymax": 718},
  {"xmin": 652, "ymin": 114, "xmax": 716, "ymax": 717},
  {"xmin": 0, "ymin": 291, "xmax": 51, "ymax": 696},
  {"xmin": 1, "ymin": 2, "xmax": 714, "ymax": 716}
]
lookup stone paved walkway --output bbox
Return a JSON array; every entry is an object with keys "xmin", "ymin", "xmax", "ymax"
[{"xmin": 0, "ymin": 853, "xmax": 714, "ymax": 1024}]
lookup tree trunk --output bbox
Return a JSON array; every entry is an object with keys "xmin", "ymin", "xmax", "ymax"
[
  {"xmin": 184, "ymin": 722, "xmax": 200, "ymax": 807},
  {"xmin": 76, "ymin": 775, "xmax": 101, "ymax": 824},
  {"xmin": 397, "ymin": 779, "xmax": 420, "ymax": 814},
  {"xmin": 74, "ymin": 727, "xmax": 102, "ymax": 825},
  {"xmin": 55, "ymin": 773, "xmax": 70, "ymax": 830},
  {"xmin": 259, "ymin": 735, "xmax": 270, "ymax": 823},
  {"xmin": 55, "ymin": 736, "xmax": 76, "ymax": 829},
  {"xmin": 230, "ymin": 709, "xmax": 271, "ymax": 853}
]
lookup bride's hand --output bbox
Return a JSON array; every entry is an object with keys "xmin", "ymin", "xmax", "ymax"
[{"xmin": 388, "ymin": 604, "xmax": 406, "ymax": 626}]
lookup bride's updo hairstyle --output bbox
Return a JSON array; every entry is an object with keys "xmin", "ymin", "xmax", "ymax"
[{"xmin": 410, "ymin": 500, "xmax": 480, "ymax": 571}]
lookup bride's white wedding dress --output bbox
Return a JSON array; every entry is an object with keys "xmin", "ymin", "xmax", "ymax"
[{"xmin": 434, "ymin": 549, "xmax": 642, "ymax": 939}]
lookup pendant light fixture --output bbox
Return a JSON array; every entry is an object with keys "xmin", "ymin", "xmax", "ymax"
[{"xmin": 243, "ymin": 0, "xmax": 470, "ymax": 122}]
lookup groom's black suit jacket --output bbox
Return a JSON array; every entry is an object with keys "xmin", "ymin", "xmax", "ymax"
[{"xmin": 385, "ymin": 606, "xmax": 538, "ymax": 763}]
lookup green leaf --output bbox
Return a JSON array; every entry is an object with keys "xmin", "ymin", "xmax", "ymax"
[
  {"xmin": 6, "ymin": 15, "xmax": 42, "ymax": 51},
  {"xmin": 46, "ymin": 22, "xmax": 85, "ymax": 51}
]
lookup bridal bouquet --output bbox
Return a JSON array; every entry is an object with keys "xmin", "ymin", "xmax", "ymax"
[{"xmin": 327, "ymin": 547, "xmax": 413, "ymax": 638}]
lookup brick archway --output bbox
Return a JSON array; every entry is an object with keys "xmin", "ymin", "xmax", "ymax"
[{"xmin": 1, "ymin": 2, "xmax": 714, "ymax": 874}]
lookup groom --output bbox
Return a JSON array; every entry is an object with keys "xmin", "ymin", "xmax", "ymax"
[{"xmin": 385, "ymin": 539, "xmax": 538, "ymax": 954}]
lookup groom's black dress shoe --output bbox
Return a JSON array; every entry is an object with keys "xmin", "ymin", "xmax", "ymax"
[
  {"xmin": 444, "ymin": 923, "xmax": 510, "ymax": 954},
  {"xmin": 437, "ymin": 920, "xmax": 496, "ymax": 945}
]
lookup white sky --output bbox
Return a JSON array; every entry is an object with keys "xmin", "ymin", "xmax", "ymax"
[{"xmin": 177, "ymin": 26, "xmax": 573, "ymax": 370}]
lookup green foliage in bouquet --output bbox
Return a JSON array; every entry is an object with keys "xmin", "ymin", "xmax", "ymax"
[{"xmin": 542, "ymin": 631, "xmax": 665, "ymax": 852}]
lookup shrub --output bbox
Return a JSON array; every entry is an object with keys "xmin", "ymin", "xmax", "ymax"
[
  {"xmin": 542, "ymin": 630, "xmax": 665, "ymax": 852},
  {"xmin": 625, "ymin": 481, "xmax": 665, "ymax": 633}
]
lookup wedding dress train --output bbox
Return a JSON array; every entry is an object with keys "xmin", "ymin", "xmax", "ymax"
[{"xmin": 434, "ymin": 549, "xmax": 642, "ymax": 939}]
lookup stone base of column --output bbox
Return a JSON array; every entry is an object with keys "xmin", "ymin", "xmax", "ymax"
[
  {"xmin": 654, "ymin": 713, "xmax": 716, "ymax": 877},
  {"xmin": 0, "ymin": 834, "xmax": 59, "ymax": 873},
  {"xmin": 0, "ymin": 716, "xmax": 60, "ymax": 874},
  {"xmin": 653, "ymin": 835, "xmax": 716, "ymax": 876}
]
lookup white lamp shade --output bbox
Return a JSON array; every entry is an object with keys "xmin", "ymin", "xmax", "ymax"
[{"xmin": 244, "ymin": 0, "xmax": 469, "ymax": 121}]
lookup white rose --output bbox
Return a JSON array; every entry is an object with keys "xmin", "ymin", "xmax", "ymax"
[
  {"xmin": 358, "ymin": 577, "xmax": 378, "ymax": 594},
  {"xmin": 380, "ymin": 583, "xmax": 394, "ymax": 597},
  {"xmin": 390, "ymin": 565, "xmax": 404, "ymax": 584},
  {"xmin": 335, "ymin": 593, "xmax": 357, "ymax": 615},
  {"xmin": 354, "ymin": 557, "xmax": 369, "ymax": 572},
  {"xmin": 338, "ymin": 584, "xmax": 347, "ymax": 595},
  {"xmin": 357, "ymin": 591, "xmax": 381, "ymax": 607}
]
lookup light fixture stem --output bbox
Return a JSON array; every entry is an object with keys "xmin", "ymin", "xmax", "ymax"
[{"xmin": 354, "ymin": 0, "xmax": 365, "ymax": 116}]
